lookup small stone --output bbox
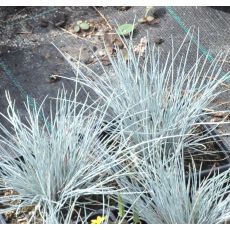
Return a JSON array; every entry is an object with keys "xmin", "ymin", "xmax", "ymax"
[{"xmin": 146, "ymin": 16, "xmax": 154, "ymax": 22}]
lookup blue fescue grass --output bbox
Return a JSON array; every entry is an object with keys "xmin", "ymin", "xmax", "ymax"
[{"xmin": 0, "ymin": 87, "xmax": 135, "ymax": 223}]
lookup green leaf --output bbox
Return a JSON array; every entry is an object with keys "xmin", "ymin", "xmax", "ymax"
[
  {"xmin": 116, "ymin": 24, "xmax": 135, "ymax": 36},
  {"xmin": 118, "ymin": 193, "xmax": 125, "ymax": 218},
  {"xmin": 74, "ymin": 25, "xmax": 80, "ymax": 33},
  {"xmin": 80, "ymin": 22, "xmax": 90, "ymax": 31}
]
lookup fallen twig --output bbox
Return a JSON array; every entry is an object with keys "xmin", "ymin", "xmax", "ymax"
[{"xmin": 92, "ymin": 6, "xmax": 113, "ymax": 30}]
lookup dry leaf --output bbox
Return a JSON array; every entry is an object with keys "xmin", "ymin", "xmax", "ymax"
[
  {"xmin": 134, "ymin": 37, "xmax": 148, "ymax": 56},
  {"xmin": 112, "ymin": 37, "xmax": 124, "ymax": 49}
]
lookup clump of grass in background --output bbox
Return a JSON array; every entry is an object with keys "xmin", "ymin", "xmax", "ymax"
[
  {"xmin": 115, "ymin": 139, "xmax": 230, "ymax": 224},
  {"xmin": 61, "ymin": 33, "xmax": 230, "ymax": 157},
  {"xmin": 0, "ymin": 87, "xmax": 133, "ymax": 224}
]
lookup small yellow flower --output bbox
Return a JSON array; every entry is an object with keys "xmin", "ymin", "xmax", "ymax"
[{"xmin": 90, "ymin": 216, "xmax": 106, "ymax": 224}]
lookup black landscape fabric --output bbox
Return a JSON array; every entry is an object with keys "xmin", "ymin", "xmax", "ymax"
[{"xmin": 0, "ymin": 6, "xmax": 230, "ymax": 130}]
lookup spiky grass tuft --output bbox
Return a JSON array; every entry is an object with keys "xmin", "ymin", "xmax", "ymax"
[
  {"xmin": 0, "ymin": 87, "xmax": 132, "ymax": 223},
  {"xmin": 59, "ymin": 34, "xmax": 230, "ymax": 156},
  {"xmin": 116, "ymin": 139, "xmax": 230, "ymax": 224}
]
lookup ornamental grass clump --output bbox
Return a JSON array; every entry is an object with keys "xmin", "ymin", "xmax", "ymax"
[
  {"xmin": 59, "ymin": 34, "xmax": 230, "ymax": 158},
  {"xmin": 0, "ymin": 87, "xmax": 133, "ymax": 224},
  {"xmin": 116, "ymin": 139, "xmax": 230, "ymax": 224}
]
